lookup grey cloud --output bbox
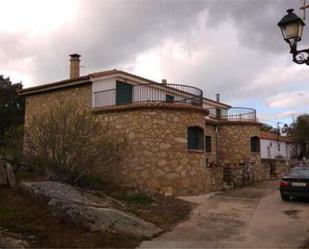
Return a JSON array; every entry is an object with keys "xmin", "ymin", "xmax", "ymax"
[
  {"xmin": 74, "ymin": 1, "xmax": 208, "ymax": 68},
  {"xmin": 8, "ymin": 0, "xmax": 209, "ymax": 84},
  {"xmin": 206, "ymin": 0, "xmax": 298, "ymax": 53},
  {"xmin": 1, "ymin": 0, "xmax": 299, "ymax": 84},
  {"xmin": 1, "ymin": 0, "xmax": 308, "ymax": 121}
]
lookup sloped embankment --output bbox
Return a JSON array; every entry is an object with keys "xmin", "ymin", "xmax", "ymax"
[{"xmin": 19, "ymin": 181, "xmax": 162, "ymax": 238}]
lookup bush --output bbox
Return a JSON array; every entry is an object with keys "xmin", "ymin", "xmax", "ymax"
[
  {"xmin": 24, "ymin": 102, "xmax": 125, "ymax": 185},
  {"xmin": 0, "ymin": 125, "xmax": 24, "ymax": 164}
]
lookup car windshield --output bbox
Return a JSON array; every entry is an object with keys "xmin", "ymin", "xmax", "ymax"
[{"xmin": 287, "ymin": 168, "xmax": 309, "ymax": 177}]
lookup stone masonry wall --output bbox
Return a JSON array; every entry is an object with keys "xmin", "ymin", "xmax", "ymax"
[
  {"xmin": 205, "ymin": 123, "xmax": 217, "ymax": 167},
  {"xmin": 261, "ymin": 159, "xmax": 290, "ymax": 178},
  {"xmin": 24, "ymin": 87, "xmax": 223, "ymax": 196},
  {"xmin": 218, "ymin": 123, "xmax": 261, "ymax": 165},
  {"xmin": 95, "ymin": 106, "xmax": 223, "ymax": 196},
  {"xmin": 218, "ymin": 122, "xmax": 265, "ymax": 186},
  {"xmin": 23, "ymin": 85, "xmax": 92, "ymax": 155},
  {"xmin": 24, "ymin": 85, "xmax": 92, "ymax": 125}
]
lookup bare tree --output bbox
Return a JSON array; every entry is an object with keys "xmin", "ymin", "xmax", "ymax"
[{"xmin": 24, "ymin": 102, "xmax": 125, "ymax": 184}]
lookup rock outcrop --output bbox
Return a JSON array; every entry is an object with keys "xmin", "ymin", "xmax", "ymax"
[
  {"xmin": 0, "ymin": 164, "xmax": 6, "ymax": 185},
  {"xmin": 0, "ymin": 160, "xmax": 16, "ymax": 188},
  {"xmin": 0, "ymin": 227, "xmax": 28, "ymax": 249},
  {"xmin": 19, "ymin": 181, "xmax": 162, "ymax": 238}
]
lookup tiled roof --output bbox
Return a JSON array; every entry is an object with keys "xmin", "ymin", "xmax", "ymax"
[
  {"xmin": 18, "ymin": 75, "xmax": 91, "ymax": 95},
  {"xmin": 18, "ymin": 69, "xmax": 230, "ymax": 107},
  {"xmin": 260, "ymin": 131, "xmax": 294, "ymax": 143}
]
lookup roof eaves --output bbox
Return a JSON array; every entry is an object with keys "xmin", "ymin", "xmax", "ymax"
[
  {"xmin": 18, "ymin": 76, "xmax": 91, "ymax": 96},
  {"xmin": 203, "ymin": 97, "xmax": 231, "ymax": 108}
]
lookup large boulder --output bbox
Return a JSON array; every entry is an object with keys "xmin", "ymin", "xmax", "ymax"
[
  {"xmin": 5, "ymin": 163, "xmax": 16, "ymax": 188},
  {"xmin": 0, "ymin": 227, "xmax": 28, "ymax": 249},
  {"xmin": 0, "ymin": 160, "xmax": 16, "ymax": 188},
  {"xmin": 19, "ymin": 181, "xmax": 162, "ymax": 238},
  {"xmin": 20, "ymin": 181, "xmax": 110, "ymax": 207},
  {"xmin": 0, "ymin": 163, "xmax": 7, "ymax": 185}
]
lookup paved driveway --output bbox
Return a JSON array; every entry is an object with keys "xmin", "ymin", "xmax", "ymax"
[{"xmin": 139, "ymin": 181, "xmax": 309, "ymax": 248}]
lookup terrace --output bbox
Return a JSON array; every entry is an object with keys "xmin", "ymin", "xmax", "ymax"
[
  {"xmin": 94, "ymin": 82, "xmax": 203, "ymax": 108},
  {"xmin": 207, "ymin": 107, "xmax": 257, "ymax": 122},
  {"xmin": 93, "ymin": 81, "xmax": 257, "ymax": 123}
]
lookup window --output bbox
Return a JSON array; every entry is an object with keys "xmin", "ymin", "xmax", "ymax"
[
  {"xmin": 278, "ymin": 142, "xmax": 281, "ymax": 151},
  {"xmin": 250, "ymin": 136, "xmax": 260, "ymax": 152},
  {"xmin": 205, "ymin": 136, "xmax": 212, "ymax": 153},
  {"xmin": 166, "ymin": 94, "xmax": 174, "ymax": 102},
  {"xmin": 187, "ymin": 126, "xmax": 204, "ymax": 150}
]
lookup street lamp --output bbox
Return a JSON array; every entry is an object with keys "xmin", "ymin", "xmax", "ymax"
[{"xmin": 278, "ymin": 9, "xmax": 309, "ymax": 64}]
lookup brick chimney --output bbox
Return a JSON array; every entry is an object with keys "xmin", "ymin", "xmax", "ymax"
[
  {"xmin": 161, "ymin": 79, "xmax": 167, "ymax": 85},
  {"xmin": 69, "ymin": 54, "xmax": 81, "ymax": 79}
]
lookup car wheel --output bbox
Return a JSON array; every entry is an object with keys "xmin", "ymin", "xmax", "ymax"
[{"xmin": 281, "ymin": 194, "xmax": 289, "ymax": 201}]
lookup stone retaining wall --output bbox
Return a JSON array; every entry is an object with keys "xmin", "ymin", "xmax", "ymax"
[
  {"xmin": 261, "ymin": 159, "xmax": 290, "ymax": 178},
  {"xmin": 223, "ymin": 162, "xmax": 269, "ymax": 187},
  {"xmin": 222, "ymin": 158, "xmax": 290, "ymax": 187}
]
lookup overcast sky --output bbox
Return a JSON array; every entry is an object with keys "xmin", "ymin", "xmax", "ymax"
[{"xmin": 1, "ymin": 0, "xmax": 308, "ymax": 126}]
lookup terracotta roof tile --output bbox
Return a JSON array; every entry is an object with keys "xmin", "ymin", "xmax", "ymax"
[{"xmin": 260, "ymin": 131, "xmax": 294, "ymax": 143}]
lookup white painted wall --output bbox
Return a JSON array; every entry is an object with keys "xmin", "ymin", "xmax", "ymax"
[
  {"xmin": 92, "ymin": 77, "xmax": 199, "ymax": 108},
  {"xmin": 288, "ymin": 143, "xmax": 300, "ymax": 159},
  {"xmin": 203, "ymin": 103, "xmax": 227, "ymax": 109},
  {"xmin": 92, "ymin": 77, "xmax": 116, "ymax": 107},
  {"xmin": 261, "ymin": 138, "xmax": 290, "ymax": 159}
]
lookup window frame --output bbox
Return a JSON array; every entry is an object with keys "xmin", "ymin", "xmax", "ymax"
[
  {"xmin": 187, "ymin": 126, "xmax": 204, "ymax": 150},
  {"xmin": 250, "ymin": 136, "xmax": 260, "ymax": 153}
]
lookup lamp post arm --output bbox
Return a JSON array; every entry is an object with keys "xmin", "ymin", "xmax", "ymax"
[{"xmin": 291, "ymin": 44, "xmax": 309, "ymax": 64}]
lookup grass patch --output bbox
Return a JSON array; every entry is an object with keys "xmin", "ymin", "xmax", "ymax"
[
  {"xmin": 0, "ymin": 188, "xmax": 141, "ymax": 248},
  {"xmin": 0, "ymin": 179, "xmax": 193, "ymax": 247},
  {"xmin": 93, "ymin": 184, "xmax": 194, "ymax": 230},
  {"xmin": 120, "ymin": 193, "xmax": 154, "ymax": 205},
  {"xmin": 77, "ymin": 175, "xmax": 108, "ymax": 190},
  {"xmin": 0, "ymin": 207, "xmax": 12, "ymax": 218}
]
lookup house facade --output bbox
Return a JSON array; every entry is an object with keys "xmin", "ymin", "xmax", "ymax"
[
  {"xmin": 260, "ymin": 131, "xmax": 300, "ymax": 160},
  {"xmin": 20, "ymin": 54, "xmax": 266, "ymax": 195}
]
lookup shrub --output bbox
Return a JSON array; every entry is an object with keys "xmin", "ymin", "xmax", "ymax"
[
  {"xmin": 0, "ymin": 125, "xmax": 24, "ymax": 164},
  {"xmin": 24, "ymin": 102, "xmax": 125, "ymax": 185}
]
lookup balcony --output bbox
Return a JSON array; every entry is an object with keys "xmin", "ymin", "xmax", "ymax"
[
  {"xmin": 94, "ymin": 82, "xmax": 203, "ymax": 108},
  {"xmin": 207, "ymin": 107, "xmax": 257, "ymax": 122}
]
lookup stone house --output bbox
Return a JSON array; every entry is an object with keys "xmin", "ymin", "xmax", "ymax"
[{"xmin": 19, "ymin": 54, "xmax": 265, "ymax": 195}]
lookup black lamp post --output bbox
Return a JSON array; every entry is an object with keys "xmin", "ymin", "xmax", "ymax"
[{"xmin": 278, "ymin": 9, "xmax": 309, "ymax": 64}]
